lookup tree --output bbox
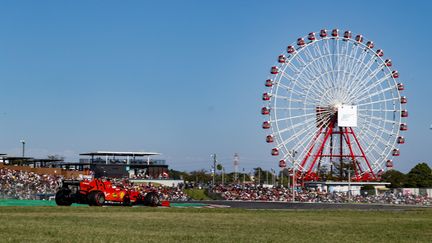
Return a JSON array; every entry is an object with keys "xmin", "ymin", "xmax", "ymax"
[
  {"xmin": 184, "ymin": 170, "xmax": 212, "ymax": 184},
  {"xmin": 168, "ymin": 169, "xmax": 189, "ymax": 180},
  {"xmin": 405, "ymin": 163, "xmax": 432, "ymax": 188},
  {"xmin": 216, "ymin": 164, "xmax": 223, "ymax": 171},
  {"xmin": 380, "ymin": 170, "xmax": 406, "ymax": 188}
]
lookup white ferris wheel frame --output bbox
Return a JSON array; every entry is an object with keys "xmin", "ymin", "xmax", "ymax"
[{"xmin": 263, "ymin": 29, "xmax": 406, "ymax": 176}]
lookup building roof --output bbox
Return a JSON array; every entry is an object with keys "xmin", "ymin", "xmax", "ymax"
[
  {"xmin": 3, "ymin": 156, "xmax": 34, "ymax": 160},
  {"xmin": 79, "ymin": 151, "xmax": 161, "ymax": 157}
]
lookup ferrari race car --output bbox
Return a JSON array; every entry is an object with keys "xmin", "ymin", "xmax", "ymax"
[{"xmin": 55, "ymin": 179, "xmax": 161, "ymax": 207}]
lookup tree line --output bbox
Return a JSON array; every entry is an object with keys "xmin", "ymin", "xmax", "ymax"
[
  {"xmin": 381, "ymin": 163, "xmax": 432, "ymax": 188},
  {"xmin": 168, "ymin": 162, "xmax": 432, "ymax": 188}
]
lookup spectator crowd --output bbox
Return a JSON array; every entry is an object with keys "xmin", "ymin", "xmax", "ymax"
[
  {"xmin": 0, "ymin": 168, "xmax": 188, "ymax": 201},
  {"xmin": 0, "ymin": 168, "xmax": 62, "ymax": 199},
  {"xmin": 212, "ymin": 184, "xmax": 432, "ymax": 206},
  {"xmin": 1, "ymin": 168, "xmax": 431, "ymax": 206}
]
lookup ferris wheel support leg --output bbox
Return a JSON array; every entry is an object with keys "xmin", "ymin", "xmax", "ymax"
[
  {"xmin": 306, "ymin": 121, "xmax": 334, "ymax": 177},
  {"xmin": 349, "ymin": 127, "xmax": 377, "ymax": 180},
  {"xmin": 300, "ymin": 126, "xmax": 324, "ymax": 169},
  {"xmin": 342, "ymin": 127, "xmax": 360, "ymax": 179}
]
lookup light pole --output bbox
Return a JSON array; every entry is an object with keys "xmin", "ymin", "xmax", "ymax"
[
  {"xmin": 222, "ymin": 167, "xmax": 225, "ymax": 185},
  {"xmin": 291, "ymin": 150, "xmax": 298, "ymax": 203},
  {"xmin": 258, "ymin": 168, "xmax": 261, "ymax": 185},
  {"xmin": 211, "ymin": 154, "xmax": 217, "ymax": 186},
  {"xmin": 348, "ymin": 159, "xmax": 352, "ymax": 201},
  {"xmin": 242, "ymin": 168, "xmax": 245, "ymax": 184},
  {"xmin": 20, "ymin": 139, "xmax": 25, "ymax": 157}
]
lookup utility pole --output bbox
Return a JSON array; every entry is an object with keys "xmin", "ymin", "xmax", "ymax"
[
  {"xmin": 212, "ymin": 154, "xmax": 217, "ymax": 186},
  {"xmin": 292, "ymin": 166, "xmax": 296, "ymax": 202},
  {"xmin": 20, "ymin": 139, "xmax": 25, "ymax": 157},
  {"xmin": 258, "ymin": 169, "xmax": 261, "ymax": 185},
  {"xmin": 266, "ymin": 170, "xmax": 269, "ymax": 185},
  {"xmin": 242, "ymin": 168, "xmax": 245, "ymax": 184},
  {"xmin": 280, "ymin": 170, "xmax": 283, "ymax": 188},
  {"xmin": 348, "ymin": 159, "xmax": 352, "ymax": 201}
]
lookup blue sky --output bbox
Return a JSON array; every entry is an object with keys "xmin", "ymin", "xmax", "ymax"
[{"xmin": 0, "ymin": 1, "xmax": 430, "ymax": 173}]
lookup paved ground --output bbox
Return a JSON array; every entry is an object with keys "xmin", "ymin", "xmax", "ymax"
[{"xmin": 191, "ymin": 200, "xmax": 428, "ymax": 210}]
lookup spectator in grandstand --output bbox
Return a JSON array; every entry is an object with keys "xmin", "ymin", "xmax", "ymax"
[{"xmin": 0, "ymin": 168, "xmax": 62, "ymax": 200}]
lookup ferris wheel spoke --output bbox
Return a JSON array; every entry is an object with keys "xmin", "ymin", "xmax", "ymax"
[
  {"xmin": 273, "ymin": 112, "xmax": 314, "ymax": 122},
  {"xmin": 291, "ymin": 116, "xmax": 333, "ymax": 163},
  {"xmin": 277, "ymin": 116, "xmax": 317, "ymax": 134},
  {"xmin": 273, "ymin": 97, "xmax": 317, "ymax": 107},
  {"xmin": 358, "ymin": 108, "xmax": 397, "ymax": 112},
  {"xmin": 352, "ymin": 51, "xmax": 378, "ymax": 82},
  {"xmin": 277, "ymin": 121, "xmax": 319, "ymax": 149},
  {"xmin": 358, "ymin": 116, "xmax": 396, "ymax": 137},
  {"xmin": 355, "ymin": 85, "xmax": 395, "ymax": 104},
  {"xmin": 350, "ymin": 68, "xmax": 391, "ymax": 99},
  {"xmin": 357, "ymin": 97, "xmax": 399, "ymax": 106},
  {"xmin": 358, "ymin": 125, "xmax": 394, "ymax": 150},
  {"xmin": 341, "ymin": 45, "xmax": 370, "ymax": 96},
  {"xmin": 345, "ymin": 52, "xmax": 378, "ymax": 94},
  {"xmin": 358, "ymin": 113, "xmax": 397, "ymax": 125}
]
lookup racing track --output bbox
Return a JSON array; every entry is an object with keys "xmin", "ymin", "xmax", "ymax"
[{"xmin": 191, "ymin": 200, "xmax": 427, "ymax": 210}]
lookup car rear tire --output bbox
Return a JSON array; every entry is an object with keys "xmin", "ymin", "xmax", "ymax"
[
  {"xmin": 55, "ymin": 189, "xmax": 73, "ymax": 206},
  {"xmin": 123, "ymin": 196, "xmax": 131, "ymax": 206},
  {"xmin": 88, "ymin": 191, "xmax": 105, "ymax": 206},
  {"xmin": 143, "ymin": 192, "xmax": 160, "ymax": 207}
]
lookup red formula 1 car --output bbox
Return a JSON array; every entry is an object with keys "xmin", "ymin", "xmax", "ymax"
[{"xmin": 55, "ymin": 179, "xmax": 160, "ymax": 207}]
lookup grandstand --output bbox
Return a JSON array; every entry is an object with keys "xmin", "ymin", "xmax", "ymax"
[{"xmin": 78, "ymin": 151, "xmax": 169, "ymax": 179}]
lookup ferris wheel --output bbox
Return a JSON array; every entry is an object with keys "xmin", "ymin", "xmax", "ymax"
[{"xmin": 261, "ymin": 29, "xmax": 408, "ymax": 181}]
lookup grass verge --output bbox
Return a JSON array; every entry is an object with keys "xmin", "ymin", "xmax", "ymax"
[
  {"xmin": 0, "ymin": 207, "xmax": 431, "ymax": 242},
  {"xmin": 184, "ymin": 189, "xmax": 211, "ymax": 200}
]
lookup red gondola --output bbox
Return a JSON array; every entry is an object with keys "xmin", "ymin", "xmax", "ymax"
[
  {"xmin": 320, "ymin": 29, "xmax": 327, "ymax": 38},
  {"xmin": 262, "ymin": 93, "xmax": 271, "ymax": 101},
  {"xmin": 392, "ymin": 70, "xmax": 399, "ymax": 78},
  {"xmin": 287, "ymin": 45, "xmax": 295, "ymax": 54},
  {"xmin": 376, "ymin": 49, "xmax": 384, "ymax": 57},
  {"xmin": 397, "ymin": 136, "xmax": 405, "ymax": 144},
  {"xmin": 278, "ymin": 55, "xmax": 286, "ymax": 63},
  {"xmin": 262, "ymin": 121, "xmax": 271, "ymax": 129},
  {"xmin": 271, "ymin": 148, "xmax": 279, "ymax": 156},
  {"xmin": 331, "ymin": 29, "xmax": 339, "ymax": 37},
  {"xmin": 261, "ymin": 107, "xmax": 270, "ymax": 115},
  {"xmin": 308, "ymin": 32, "xmax": 316, "ymax": 41},
  {"xmin": 386, "ymin": 160, "xmax": 393, "ymax": 167},
  {"xmin": 266, "ymin": 135, "xmax": 274, "ymax": 143},
  {"xmin": 401, "ymin": 110, "xmax": 408, "ymax": 117},
  {"xmin": 366, "ymin": 41, "xmax": 374, "ymax": 48},
  {"xmin": 265, "ymin": 79, "xmax": 273, "ymax": 87},
  {"xmin": 385, "ymin": 59, "xmax": 392, "ymax": 67},
  {"xmin": 392, "ymin": 149, "xmax": 400, "ymax": 156},
  {"xmin": 400, "ymin": 96, "xmax": 407, "ymax": 104},
  {"xmin": 355, "ymin": 34, "xmax": 363, "ymax": 42},
  {"xmin": 400, "ymin": 123, "xmax": 408, "ymax": 131},
  {"xmin": 271, "ymin": 66, "xmax": 279, "ymax": 74},
  {"xmin": 343, "ymin": 30, "xmax": 352, "ymax": 39},
  {"xmin": 297, "ymin": 38, "xmax": 305, "ymax": 46},
  {"xmin": 397, "ymin": 83, "xmax": 404, "ymax": 91},
  {"xmin": 279, "ymin": 160, "xmax": 286, "ymax": 168}
]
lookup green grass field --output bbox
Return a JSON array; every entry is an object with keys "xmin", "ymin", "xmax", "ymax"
[{"xmin": 0, "ymin": 206, "xmax": 431, "ymax": 242}]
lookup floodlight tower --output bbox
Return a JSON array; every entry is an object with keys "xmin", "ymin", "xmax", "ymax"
[{"xmin": 233, "ymin": 153, "xmax": 239, "ymax": 182}]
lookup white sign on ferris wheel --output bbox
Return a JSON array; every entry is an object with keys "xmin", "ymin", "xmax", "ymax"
[{"xmin": 338, "ymin": 105, "xmax": 358, "ymax": 127}]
